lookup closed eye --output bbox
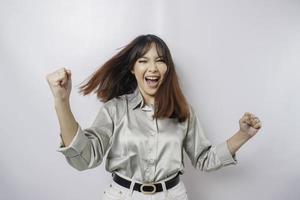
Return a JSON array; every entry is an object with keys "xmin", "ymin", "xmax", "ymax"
[
  {"xmin": 138, "ymin": 60, "xmax": 147, "ymax": 63},
  {"xmin": 138, "ymin": 59, "xmax": 165, "ymax": 63}
]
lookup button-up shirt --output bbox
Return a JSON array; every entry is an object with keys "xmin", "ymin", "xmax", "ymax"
[{"xmin": 57, "ymin": 87, "xmax": 237, "ymax": 183}]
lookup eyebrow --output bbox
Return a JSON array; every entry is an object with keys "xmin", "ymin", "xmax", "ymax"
[{"xmin": 139, "ymin": 56, "xmax": 164, "ymax": 59}]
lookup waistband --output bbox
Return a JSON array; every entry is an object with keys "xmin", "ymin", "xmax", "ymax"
[{"xmin": 111, "ymin": 172, "xmax": 180, "ymax": 194}]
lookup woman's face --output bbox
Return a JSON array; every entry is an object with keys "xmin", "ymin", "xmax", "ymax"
[{"xmin": 131, "ymin": 42, "xmax": 168, "ymax": 105}]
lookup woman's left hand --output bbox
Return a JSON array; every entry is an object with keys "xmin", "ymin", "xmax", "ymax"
[{"xmin": 239, "ymin": 112, "xmax": 262, "ymax": 138}]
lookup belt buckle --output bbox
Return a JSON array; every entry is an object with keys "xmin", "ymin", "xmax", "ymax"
[{"xmin": 140, "ymin": 183, "xmax": 156, "ymax": 195}]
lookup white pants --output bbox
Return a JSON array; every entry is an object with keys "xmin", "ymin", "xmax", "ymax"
[{"xmin": 101, "ymin": 177, "xmax": 189, "ymax": 200}]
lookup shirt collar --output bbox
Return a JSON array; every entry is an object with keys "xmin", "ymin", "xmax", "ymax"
[{"xmin": 128, "ymin": 87, "xmax": 145, "ymax": 110}]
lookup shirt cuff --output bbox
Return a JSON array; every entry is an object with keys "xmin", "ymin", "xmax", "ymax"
[
  {"xmin": 56, "ymin": 124, "xmax": 89, "ymax": 157},
  {"xmin": 216, "ymin": 142, "xmax": 238, "ymax": 165}
]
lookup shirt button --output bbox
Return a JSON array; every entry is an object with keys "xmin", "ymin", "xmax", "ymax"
[{"xmin": 148, "ymin": 159, "xmax": 155, "ymax": 164}]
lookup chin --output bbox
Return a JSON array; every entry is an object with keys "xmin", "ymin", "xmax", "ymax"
[{"xmin": 146, "ymin": 90, "xmax": 157, "ymax": 96}]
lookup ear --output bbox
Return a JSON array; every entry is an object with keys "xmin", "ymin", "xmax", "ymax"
[{"xmin": 131, "ymin": 69, "xmax": 134, "ymax": 74}]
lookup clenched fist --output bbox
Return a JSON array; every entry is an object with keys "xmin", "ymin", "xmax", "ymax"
[
  {"xmin": 239, "ymin": 112, "xmax": 262, "ymax": 137},
  {"xmin": 46, "ymin": 67, "xmax": 72, "ymax": 101}
]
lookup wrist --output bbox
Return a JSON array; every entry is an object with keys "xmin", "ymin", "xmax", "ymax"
[
  {"xmin": 237, "ymin": 129, "xmax": 253, "ymax": 140},
  {"xmin": 226, "ymin": 130, "xmax": 252, "ymax": 155}
]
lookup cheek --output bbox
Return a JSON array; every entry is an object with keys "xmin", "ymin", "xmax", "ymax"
[
  {"xmin": 134, "ymin": 69, "xmax": 145, "ymax": 81},
  {"xmin": 160, "ymin": 64, "xmax": 168, "ymax": 76},
  {"xmin": 132, "ymin": 65, "xmax": 144, "ymax": 78}
]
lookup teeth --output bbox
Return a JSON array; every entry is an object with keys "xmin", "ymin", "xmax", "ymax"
[{"xmin": 145, "ymin": 76, "xmax": 159, "ymax": 80}]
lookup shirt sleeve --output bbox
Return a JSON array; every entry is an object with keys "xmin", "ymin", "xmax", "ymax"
[
  {"xmin": 183, "ymin": 105, "xmax": 237, "ymax": 172},
  {"xmin": 56, "ymin": 102, "xmax": 114, "ymax": 171}
]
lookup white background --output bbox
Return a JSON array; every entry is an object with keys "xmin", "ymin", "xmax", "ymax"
[{"xmin": 0, "ymin": 0, "xmax": 299, "ymax": 199}]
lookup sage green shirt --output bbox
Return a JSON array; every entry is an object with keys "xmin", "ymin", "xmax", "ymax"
[{"xmin": 57, "ymin": 87, "xmax": 237, "ymax": 183}]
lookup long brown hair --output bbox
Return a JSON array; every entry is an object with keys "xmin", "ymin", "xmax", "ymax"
[{"xmin": 78, "ymin": 34, "xmax": 190, "ymax": 122}]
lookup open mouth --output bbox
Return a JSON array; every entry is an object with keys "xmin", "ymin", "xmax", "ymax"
[{"xmin": 145, "ymin": 76, "xmax": 160, "ymax": 88}]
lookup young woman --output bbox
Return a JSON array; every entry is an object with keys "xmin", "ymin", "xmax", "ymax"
[{"xmin": 46, "ymin": 34, "xmax": 262, "ymax": 200}]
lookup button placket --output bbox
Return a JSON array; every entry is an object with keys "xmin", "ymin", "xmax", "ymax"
[
  {"xmin": 146, "ymin": 132, "xmax": 156, "ymax": 181},
  {"xmin": 143, "ymin": 105, "xmax": 158, "ymax": 182}
]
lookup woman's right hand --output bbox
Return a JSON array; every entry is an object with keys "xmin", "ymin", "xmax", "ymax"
[{"xmin": 46, "ymin": 67, "xmax": 72, "ymax": 101}]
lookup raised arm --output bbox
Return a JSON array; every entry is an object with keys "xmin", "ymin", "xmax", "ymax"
[
  {"xmin": 46, "ymin": 67, "xmax": 78, "ymax": 147},
  {"xmin": 46, "ymin": 67, "xmax": 114, "ymax": 171}
]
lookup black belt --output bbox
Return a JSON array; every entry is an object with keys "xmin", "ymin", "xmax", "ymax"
[{"xmin": 112, "ymin": 172, "xmax": 180, "ymax": 194}]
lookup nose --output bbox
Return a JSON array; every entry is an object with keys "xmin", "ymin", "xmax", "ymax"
[{"xmin": 148, "ymin": 62, "xmax": 158, "ymax": 72}]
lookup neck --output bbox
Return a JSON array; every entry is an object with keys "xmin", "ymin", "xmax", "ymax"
[
  {"xmin": 138, "ymin": 87, "xmax": 155, "ymax": 106},
  {"xmin": 143, "ymin": 96, "xmax": 154, "ymax": 106}
]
